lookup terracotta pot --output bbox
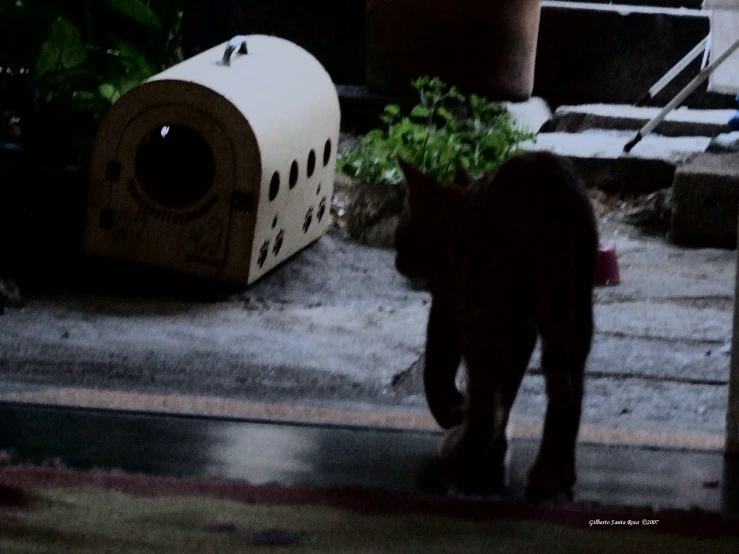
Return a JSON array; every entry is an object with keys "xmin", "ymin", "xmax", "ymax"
[{"xmin": 366, "ymin": 0, "xmax": 541, "ymax": 100}]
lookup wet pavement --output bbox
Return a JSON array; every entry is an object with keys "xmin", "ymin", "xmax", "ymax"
[{"xmin": 1, "ymin": 402, "xmax": 737, "ymax": 514}]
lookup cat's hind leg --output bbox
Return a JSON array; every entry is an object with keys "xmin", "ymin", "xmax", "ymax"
[
  {"xmin": 526, "ymin": 295, "xmax": 593, "ymax": 501},
  {"xmin": 424, "ymin": 298, "xmax": 465, "ymax": 429}
]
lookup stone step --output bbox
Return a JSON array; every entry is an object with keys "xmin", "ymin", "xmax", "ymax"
[
  {"xmin": 671, "ymin": 153, "xmax": 739, "ymax": 249},
  {"xmin": 503, "ymin": 97, "xmax": 553, "ymax": 134},
  {"xmin": 526, "ymin": 130, "xmax": 711, "ymax": 194},
  {"xmin": 532, "ymin": 130, "xmax": 739, "ymax": 250},
  {"xmin": 709, "ymin": 132, "xmax": 739, "ymax": 154},
  {"xmin": 541, "ymin": 104, "xmax": 736, "ymax": 137}
]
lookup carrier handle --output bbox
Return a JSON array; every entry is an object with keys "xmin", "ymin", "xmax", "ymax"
[{"xmin": 220, "ymin": 36, "xmax": 248, "ymax": 67}]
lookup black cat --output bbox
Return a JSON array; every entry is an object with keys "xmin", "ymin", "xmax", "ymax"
[{"xmin": 395, "ymin": 151, "xmax": 598, "ymax": 500}]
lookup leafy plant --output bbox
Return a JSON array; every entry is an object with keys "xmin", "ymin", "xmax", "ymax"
[
  {"xmin": 0, "ymin": 0, "xmax": 192, "ymax": 166},
  {"xmin": 338, "ymin": 76, "xmax": 536, "ymax": 186}
]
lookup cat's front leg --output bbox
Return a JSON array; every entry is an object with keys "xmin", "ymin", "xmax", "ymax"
[
  {"xmin": 424, "ymin": 298, "xmax": 465, "ymax": 429},
  {"xmin": 438, "ymin": 377, "xmax": 493, "ymax": 464},
  {"xmin": 442, "ymin": 328, "xmax": 535, "ymax": 462}
]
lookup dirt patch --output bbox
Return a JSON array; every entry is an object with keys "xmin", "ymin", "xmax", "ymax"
[{"xmin": 590, "ymin": 188, "xmax": 673, "ymax": 237}]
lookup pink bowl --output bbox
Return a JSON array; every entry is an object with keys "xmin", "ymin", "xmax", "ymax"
[{"xmin": 595, "ymin": 243, "xmax": 621, "ymax": 286}]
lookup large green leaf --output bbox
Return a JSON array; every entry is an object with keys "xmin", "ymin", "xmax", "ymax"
[
  {"xmin": 116, "ymin": 74, "xmax": 143, "ymax": 95},
  {"xmin": 410, "ymin": 105, "xmax": 430, "ymax": 119},
  {"xmin": 35, "ymin": 17, "xmax": 88, "ymax": 77},
  {"xmin": 384, "ymin": 104, "xmax": 400, "ymax": 116},
  {"xmin": 98, "ymin": 83, "xmax": 121, "ymax": 103},
  {"xmin": 98, "ymin": 67, "xmax": 144, "ymax": 105},
  {"xmin": 101, "ymin": 0, "xmax": 161, "ymax": 27},
  {"xmin": 111, "ymin": 37, "xmax": 158, "ymax": 78}
]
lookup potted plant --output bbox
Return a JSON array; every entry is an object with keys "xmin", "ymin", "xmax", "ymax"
[
  {"xmin": 366, "ymin": 0, "xmax": 542, "ymax": 100},
  {"xmin": 337, "ymin": 76, "xmax": 536, "ymax": 248}
]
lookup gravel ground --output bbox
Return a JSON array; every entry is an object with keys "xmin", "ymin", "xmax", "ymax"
[{"xmin": 0, "ymin": 211, "xmax": 734, "ymax": 438}]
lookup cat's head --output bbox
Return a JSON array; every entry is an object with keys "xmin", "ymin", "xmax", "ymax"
[{"xmin": 394, "ymin": 160, "xmax": 470, "ymax": 281}]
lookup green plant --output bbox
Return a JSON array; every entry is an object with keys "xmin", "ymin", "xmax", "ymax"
[
  {"xmin": 0, "ymin": 0, "xmax": 191, "ymax": 166},
  {"xmin": 338, "ymin": 76, "xmax": 536, "ymax": 186}
]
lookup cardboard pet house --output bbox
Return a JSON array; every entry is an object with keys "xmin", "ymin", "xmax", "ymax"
[{"xmin": 85, "ymin": 35, "xmax": 341, "ymax": 285}]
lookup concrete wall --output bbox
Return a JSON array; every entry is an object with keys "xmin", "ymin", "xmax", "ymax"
[
  {"xmin": 189, "ymin": 1, "xmax": 735, "ymax": 111},
  {"xmin": 189, "ymin": 0, "xmax": 366, "ymax": 85},
  {"xmin": 535, "ymin": 3, "xmax": 734, "ymax": 109}
]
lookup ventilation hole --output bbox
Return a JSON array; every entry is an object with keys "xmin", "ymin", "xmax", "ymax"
[
  {"xmin": 269, "ymin": 172, "xmax": 280, "ymax": 201},
  {"xmin": 317, "ymin": 196, "xmax": 327, "ymax": 222},
  {"xmin": 272, "ymin": 216, "xmax": 278, "ymax": 229},
  {"xmin": 135, "ymin": 125, "xmax": 215, "ymax": 209},
  {"xmin": 323, "ymin": 139, "xmax": 332, "ymax": 166},
  {"xmin": 316, "ymin": 183, "xmax": 321, "ymax": 195},
  {"xmin": 307, "ymin": 149, "xmax": 316, "ymax": 178},
  {"xmin": 289, "ymin": 161, "xmax": 299, "ymax": 189}
]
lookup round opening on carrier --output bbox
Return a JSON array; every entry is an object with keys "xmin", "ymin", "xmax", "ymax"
[
  {"xmin": 134, "ymin": 125, "xmax": 215, "ymax": 209},
  {"xmin": 289, "ymin": 161, "xmax": 299, "ymax": 189},
  {"xmin": 323, "ymin": 139, "xmax": 332, "ymax": 167},
  {"xmin": 269, "ymin": 172, "xmax": 280, "ymax": 201},
  {"xmin": 307, "ymin": 149, "xmax": 316, "ymax": 178}
]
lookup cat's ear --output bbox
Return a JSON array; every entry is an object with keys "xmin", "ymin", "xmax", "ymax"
[
  {"xmin": 398, "ymin": 158, "xmax": 437, "ymax": 203},
  {"xmin": 454, "ymin": 167, "xmax": 473, "ymax": 187}
]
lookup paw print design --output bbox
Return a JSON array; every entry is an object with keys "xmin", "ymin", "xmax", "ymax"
[
  {"xmin": 273, "ymin": 229, "xmax": 284, "ymax": 256},
  {"xmin": 317, "ymin": 196, "xmax": 327, "ymax": 222},
  {"xmin": 303, "ymin": 206, "xmax": 314, "ymax": 233},
  {"xmin": 258, "ymin": 240, "xmax": 270, "ymax": 268}
]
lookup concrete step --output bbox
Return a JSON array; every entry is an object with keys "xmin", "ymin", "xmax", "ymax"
[
  {"xmin": 709, "ymin": 132, "xmax": 739, "ymax": 154},
  {"xmin": 542, "ymin": 104, "xmax": 736, "ymax": 138},
  {"xmin": 527, "ymin": 130, "xmax": 710, "ymax": 194},
  {"xmin": 671, "ymin": 153, "xmax": 739, "ymax": 249},
  {"xmin": 531, "ymin": 129, "xmax": 739, "ymax": 249}
]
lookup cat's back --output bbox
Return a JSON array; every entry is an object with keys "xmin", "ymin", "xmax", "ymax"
[
  {"xmin": 473, "ymin": 151, "xmax": 596, "ymax": 236},
  {"xmin": 485, "ymin": 151, "xmax": 588, "ymax": 205}
]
